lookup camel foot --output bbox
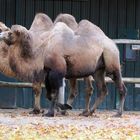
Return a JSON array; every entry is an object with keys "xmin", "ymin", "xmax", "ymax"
[
  {"xmin": 56, "ymin": 110, "xmax": 69, "ymax": 116},
  {"xmin": 56, "ymin": 103, "xmax": 72, "ymax": 110},
  {"xmin": 79, "ymin": 110, "xmax": 92, "ymax": 117},
  {"xmin": 29, "ymin": 109, "xmax": 44, "ymax": 114},
  {"xmin": 113, "ymin": 112, "xmax": 122, "ymax": 118},
  {"xmin": 43, "ymin": 111, "xmax": 54, "ymax": 117}
]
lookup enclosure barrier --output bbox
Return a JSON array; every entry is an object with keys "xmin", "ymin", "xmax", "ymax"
[
  {"xmin": 0, "ymin": 39, "xmax": 140, "ymax": 88},
  {"xmin": 0, "ymin": 77, "xmax": 140, "ymax": 88}
]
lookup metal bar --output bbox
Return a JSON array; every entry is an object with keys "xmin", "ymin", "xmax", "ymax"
[
  {"xmin": 113, "ymin": 39, "xmax": 140, "ymax": 44},
  {"xmin": 0, "ymin": 77, "xmax": 140, "ymax": 88}
]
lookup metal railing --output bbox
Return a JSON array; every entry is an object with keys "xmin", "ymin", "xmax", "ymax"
[{"xmin": 0, "ymin": 39, "xmax": 140, "ymax": 88}]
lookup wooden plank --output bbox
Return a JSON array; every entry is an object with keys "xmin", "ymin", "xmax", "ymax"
[
  {"xmin": 53, "ymin": 0, "xmax": 63, "ymax": 20},
  {"xmin": 108, "ymin": 0, "xmax": 117, "ymax": 38},
  {"xmin": 0, "ymin": 78, "xmax": 140, "ymax": 88},
  {"xmin": 99, "ymin": 0, "xmax": 109, "ymax": 35},
  {"xmin": 6, "ymin": 0, "xmax": 16, "ymax": 26},
  {"xmin": 34, "ymin": 0, "xmax": 44, "ymax": 13},
  {"xmin": 25, "ymin": 0, "xmax": 35, "ymax": 29},
  {"xmin": 126, "ymin": 0, "xmax": 135, "ymax": 29},
  {"xmin": 118, "ymin": 0, "xmax": 126, "ymax": 29},
  {"xmin": 62, "ymin": 0, "xmax": 72, "ymax": 14},
  {"xmin": 16, "ymin": 0, "xmax": 26, "ymax": 25},
  {"xmin": 71, "ymin": 1, "xmax": 81, "ymax": 22},
  {"xmin": 0, "ymin": 0, "xmax": 6, "ymax": 23},
  {"xmin": 113, "ymin": 39, "xmax": 140, "ymax": 44},
  {"xmin": 80, "ymin": 1, "xmax": 90, "ymax": 19},
  {"xmin": 90, "ymin": 0, "xmax": 99, "ymax": 25},
  {"xmin": 44, "ymin": 0, "xmax": 54, "ymax": 19},
  {"xmin": 136, "ymin": 0, "xmax": 140, "ymax": 29}
]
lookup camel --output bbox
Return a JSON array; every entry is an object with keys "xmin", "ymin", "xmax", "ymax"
[
  {"xmin": 29, "ymin": 13, "xmax": 93, "ymax": 115},
  {"xmin": 0, "ymin": 16, "xmax": 127, "ymax": 117},
  {"xmin": 0, "ymin": 14, "xmax": 93, "ymax": 116},
  {"xmin": 0, "ymin": 14, "xmax": 65, "ymax": 114},
  {"xmin": 0, "ymin": 20, "xmax": 46, "ymax": 114},
  {"xmin": 0, "ymin": 22, "xmax": 104, "ymax": 117},
  {"xmin": 54, "ymin": 14, "xmax": 94, "ymax": 116},
  {"xmin": 54, "ymin": 14, "xmax": 127, "ymax": 117}
]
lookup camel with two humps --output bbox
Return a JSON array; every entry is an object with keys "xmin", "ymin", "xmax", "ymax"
[
  {"xmin": 54, "ymin": 14, "xmax": 94, "ymax": 116},
  {"xmin": 0, "ymin": 13, "xmax": 93, "ymax": 116},
  {"xmin": 0, "ymin": 14, "xmax": 60, "ymax": 114},
  {"xmin": 0, "ymin": 21, "xmax": 104, "ymax": 117},
  {"xmin": 54, "ymin": 13, "xmax": 127, "ymax": 117},
  {"xmin": 0, "ymin": 17, "xmax": 51, "ymax": 114},
  {"xmin": 30, "ymin": 13, "xmax": 94, "ymax": 115},
  {"xmin": 0, "ymin": 15, "xmax": 127, "ymax": 117}
]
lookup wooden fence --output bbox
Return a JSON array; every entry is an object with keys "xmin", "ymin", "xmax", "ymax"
[{"xmin": 0, "ymin": 39, "xmax": 140, "ymax": 88}]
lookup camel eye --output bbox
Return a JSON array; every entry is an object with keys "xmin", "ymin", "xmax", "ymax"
[
  {"xmin": 0, "ymin": 28, "xmax": 2, "ymax": 33},
  {"xmin": 5, "ymin": 28, "xmax": 10, "ymax": 31}
]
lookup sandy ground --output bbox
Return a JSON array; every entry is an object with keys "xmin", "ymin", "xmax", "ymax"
[
  {"xmin": 0, "ymin": 109, "xmax": 140, "ymax": 128},
  {"xmin": 0, "ymin": 109, "xmax": 140, "ymax": 139}
]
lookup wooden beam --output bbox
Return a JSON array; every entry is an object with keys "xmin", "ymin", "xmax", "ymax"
[
  {"xmin": 113, "ymin": 39, "xmax": 140, "ymax": 44},
  {"xmin": 0, "ymin": 77, "xmax": 140, "ymax": 88}
]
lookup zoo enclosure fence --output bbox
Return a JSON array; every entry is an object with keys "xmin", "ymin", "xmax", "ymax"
[
  {"xmin": 0, "ymin": 39, "xmax": 140, "ymax": 88},
  {"xmin": 0, "ymin": 39, "xmax": 140, "ymax": 110}
]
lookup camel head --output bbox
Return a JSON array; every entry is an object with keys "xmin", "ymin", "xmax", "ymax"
[
  {"xmin": 0, "ymin": 25, "xmax": 33, "ymax": 58},
  {"xmin": 0, "ymin": 25, "xmax": 31, "ymax": 45}
]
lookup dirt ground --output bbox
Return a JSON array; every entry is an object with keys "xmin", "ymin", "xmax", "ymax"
[{"xmin": 0, "ymin": 109, "xmax": 140, "ymax": 140}]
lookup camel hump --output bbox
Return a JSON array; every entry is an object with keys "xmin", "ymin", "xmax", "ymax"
[
  {"xmin": 75, "ymin": 20, "xmax": 95, "ymax": 36},
  {"xmin": 76, "ymin": 19, "xmax": 105, "ymax": 36},
  {"xmin": 54, "ymin": 13, "xmax": 78, "ymax": 31},
  {"xmin": 51, "ymin": 22, "xmax": 74, "ymax": 37},
  {"xmin": 29, "ymin": 13, "xmax": 53, "ymax": 32}
]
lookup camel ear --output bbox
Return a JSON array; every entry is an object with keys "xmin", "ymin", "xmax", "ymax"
[{"xmin": 14, "ymin": 29, "xmax": 21, "ymax": 36}]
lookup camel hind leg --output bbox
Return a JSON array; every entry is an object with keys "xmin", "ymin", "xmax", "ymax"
[
  {"xmin": 111, "ymin": 70, "xmax": 127, "ymax": 117},
  {"xmin": 66, "ymin": 78, "xmax": 77, "ymax": 109},
  {"xmin": 90, "ymin": 69, "xmax": 108, "ymax": 116},
  {"xmin": 79, "ymin": 76, "xmax": 94, "ymax": 116},
  {"xmin": 57, "ymin": 76, "xmax": 93, "ymax": 115}
]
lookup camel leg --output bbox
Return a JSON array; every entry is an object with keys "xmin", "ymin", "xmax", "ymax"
[
  {"xmin": 111, "ymin": 70, "xmax": 127, "ymax": 117},
  {"xmin": 56, "ymin": 78, "xmax": 77, "ymax": 110},
  {"xmin": 44, "ymin": 71, "xmax": 64, "ymax": 117},
  {"xmin": 90, "ymin": 69, "xmax": 108, "ymax": 116},
  {"xmin": 66, "ymin": 78, "xmax": 77, "ymax": 109},
  {"xmin": 29, "ymin": 82, "xmax": 42, "ymax": 114},
  {"xmin": 79, "ymin": 76, "xmax": 93, "ymax": 116}
]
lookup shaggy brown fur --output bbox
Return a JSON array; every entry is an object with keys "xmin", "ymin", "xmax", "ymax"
[
  {"xmin": 0, "ymin": 21, "xmax": 43, "ymax": 114},
  {"xmin": 0, "ymin": 15, "xmax": 53, "ymax": 114}
]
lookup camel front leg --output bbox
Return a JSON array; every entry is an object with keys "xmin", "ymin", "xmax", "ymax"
[
  {"xmin": 56, "ymin": 78, "xmax": 77, "ymax": 110},
  {"xmin": 29, "ymin": 82, "xmax": 42, "ymax": 114},
  {"xmin": 44, "ymin": 70, "xmax": 64, "ymax": 117}
]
